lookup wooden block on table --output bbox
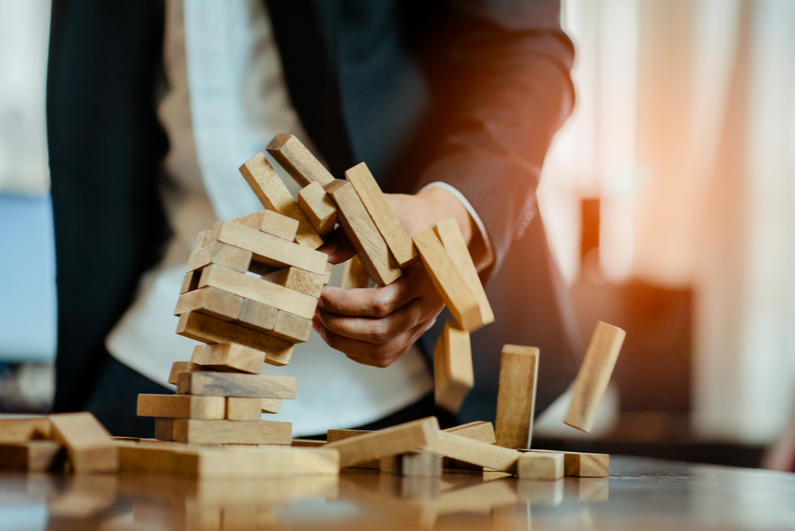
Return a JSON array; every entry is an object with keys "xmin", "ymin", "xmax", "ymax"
[
  {"xmin": 49, "ymin": 412, "xmax": 118, "ymax": 474},
  {"xmin": 168, "ymin": 361, "xmax": 203, "ymax": 385},
  {"xmin": 261, "ymin": 266, "xmax": 325, "ymax": 298},
  {"xmin": 380, "ymin": 451, "xmax": 442, "ymax": 478},
  {"xmin": 298, "ymin": 181, "xmax": 337, "ymax": 236},
  {"xmin": 326, "ymin": 429, "xmax": 377, "ymax": 469},
  {"xmin": 177, "ymin": 371, "xmax": 297, "ymax": 399},
  {"xmin": 413, "ymin": 228, "xmax": 482, "ymax": 331},
  {"xmin": 522, "ymin": 450, "xmax": 609, "ymax": 477},
  {"xmin": 0, "ymin": 441, "xmax": 64, "ymax": 472},
  {"xmin": 325, "ymin": 179, "xmax": 402, "ymax": 286},
  {"xmin": 0, "ymin": 416, "xmax": 51, "ymax": 443},
  {"xmin": 433, "ymin": 320, "xmax": 473, "ymax": 413},
  {"xmin": 270, "ymin": 311, "xmax": 312, "ymax": 343},
  {"xmin": 192, "ymin": 446, "xmax": 337, "ymax": 479},
  {"xmin": 564, "ymin": 321, "xmax": 626, "ymax": 433},
  {"xmin": 226, "ymin": 397, "xmax": 263, "ymax": 421},
  {"xmin": 434, "ymin": 217, "xmax": 494, "ymax": 325},
  {"xmin": 236, "ymin": 298, "xmax": 278, "ymax": 333},
  {"xmin": 495, "ymin": 344, "xmax": 539, "ymax": 449},
  {"xmin": 172, "ymin": 419, "xmax": 292, "ymax": 445},
  {"xmin": 174, "ymin": 286, "xmax": 243, "ymax": 320},
  {"xmin": 266, "ymin": 133, "xmax": 335, "ymax": 187},
  {"xmin": 324, "ymin": 417, "xmax": 439, "ymax": 468},
  {"xmin": 155, "ymin": 418, "xmax": 174, "ymax": 441},
  {"xmin": 261, "ymin": 398, "xmax": 282, "ymax": 414},
  {"xmin": 516, "ymin": 452, "xmax": 564, "ymax": 480},
  {"xmin": 191, "ymin": 343, "xmax": 265, "ymax": 374},
  {"xmin": 423, "ymin": 431, "xmax": 520, "ymax": 474},
  {"xmin": 186, "ymin": 241, "xmax": 252, "ymax": 273},
  {"xmin": 345, "ymin": 162, "xmax": 417, "ymax": 268},
  {"xmin": 443, "ymin": 421, "xmax": 496, "ymax": 444},
  {"xmin": 180, "ymin": 270, "xmax": 200, "ymax": 294},
  {"xmin": 341, "ymin": 255, "xmax": 369, "ymax": 289},
  {"xmin": 239, "ymin": 152, "xmax": 323, "ymax": 249},
  {"xmin": 136, "ymin": 394, "xmax": 226, "ymax": 420}
]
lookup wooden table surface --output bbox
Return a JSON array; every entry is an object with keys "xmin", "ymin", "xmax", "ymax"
[{"xmin": 2, "ymin": 456, "xmax": 794, "ymax": 530}]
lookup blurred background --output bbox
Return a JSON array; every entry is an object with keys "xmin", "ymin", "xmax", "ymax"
[{"xmin": 1, "ymin": 0, "xmax": 794, "ymax": 468}]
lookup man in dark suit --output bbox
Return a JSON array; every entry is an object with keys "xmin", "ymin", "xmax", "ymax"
[{"xmin": 47, "ymin": 0, "xmax": 580, "ymax": 434}]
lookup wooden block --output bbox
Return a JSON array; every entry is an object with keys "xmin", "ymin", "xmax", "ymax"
[
  {"xmin": 168, "ymin": 361, "xmax": 203, "ymax": 385},
  {"xmin": 117, "ymin": 443, "xmax": 185, "ymax": 474},
  {"xmin": 423, "ymin": 431, "xmax": 520, "ymax": 473},
  {"xmin": 236, "ymin": 298, "xmax": 278, "ymax": 333},
  {"xmin": 211, "ymin": 220, "xmax": 327, "ymax": 275},
  {"xmin": 413, "ymin": 228, "xmax": 482, "ymax": 331},
  {"xmin": 270, "ymin": 311, "xmax": 312, "ymax": 343},
  {"xmin": 341, "ymin": 255, "xmax": 369, "ymax": 289},
  {"xmin": 191, "ymin": 343, "xmax": 265, "ymax": 374},
  {"xmin": 261, "ymin": 266, "xmax": 325, "ymax": 298},
  {"xmin": 226, "ymin": 397, "xmax": 263, "ymax": 421},
  {"xmin": 0, "ymin": 441, "xmax": 64, "ymax": 472},
  {"xmin": 380, "ymin": 451, "xmax": 442, "ymax": 478},
  {"xmin": 291, "ymin": 439, "xmax": 326, "ymax": 447},
  {"xmin": 345, "ymin": 162, "xmax": 418, "ymax": 267},
  {"xmin": 49, "ymin": 412, "xmax": 118, "ymax": 474},
  {"xmin": 172, "ymin": 419, "xmax": 292, "ymax": 445},
  {"xmin": 443, "ymin": 421, "xmax": 496, "ymax": 444},
  {"xmin": 199, "ymin": 264, "xmax": 318, "ymax": 319},
  {"xmin": 186, "ymin": 241, "xmax": 252, "ymax": 273},
  {"xmin": 298, "ymin": 181, "xmax": 337, "ymax": 236},
  {"xmin": 326, "ymin": 429, "xmax": 379, "ymax": 469},
  {"xmin": 325, "ymin": 179, "xmax": 402, "ymax": 285},
  {"xmin": 261, "ymin": 398, "xmax": 282, "ymax": 414},
  {"xmin": 266, "ymin": 133, "xmax": 335, "ymax": 187},
  {"xmin": 0, "ymin": 417, "xmax": 51, "ymax": 443},
  {"xmin": 495, "ymin": 345, "xmax": 539, "ymax": 449},
  {"xmin": 322, "ymin": 262, "xmax": 333, "ymax": 285},
  {"xmin": 516, "ymin": 452, "xmax": 564, "ymax": 480},
  {"xmin": 136, "ymin": 394, "xmax": 225, "ymax": 420},
  {"xmin": 229, "ymin": 210, "xmax": 267, "ymax": 230},
  {"xmin": 564, "ymin": 321, "xmax": 626, "ymax": 432},
  {"xmin": 522, "ymin": 450, "xmax": 609, "ymax": 477},
  {"xmin": 177, "ymin": 311, "xmax": 296, "ymax": 365},
  {"xmin": 155, "ymin": 418, "xmax": 174, "ymax": 441},
  {"xmin": 434, "ymin": 217, "xmax": 494, "ymax": 325},
  {"xmin": 434, "ymin": 320, "xmax": 473, "ymax": 413},
  {"xmin": 324, "ymin": 417, "xmax": 439, "ymax": 468},
  {"xmin": 259, "ymin": 209, "xmax": 300, "ymax": 241},
  {"xmin": 180, "ymin": 270, "xmax": 200, "ymax": 294},
  {"xmin": 192, "ymin": 446, "xmax": 337, "ymax": 479},
  {"xmin": 238, "ymin": 152, "xmax": 323, "ymax": 249},
  {"xmin": 174, "ymin": 286, "xmax": 243, "ymax": 320},
  {"xmin": 194, "ymin": 229, "xmax": 214, "ymax": 251},
  {"xmin": 177, "ymin": 371, "xmax": 297, "ymax": 399}
]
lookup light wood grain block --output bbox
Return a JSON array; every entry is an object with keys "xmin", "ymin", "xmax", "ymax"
[
  {"xmin": 266, "ymin": 133, "xmax": 335, "ymax": 187},
  {"xmin": 443, "ymin": 421, "xmax": 496, "ymax": 444},
  {"xmin": 180, "ymin": 270, "xmax": 200, "ymax": 294},
  {"xmin": 117, "ymin": 443, "xmax": 185, "ymax": 474},
  {"xmin": 324, "ymin": 417, "xmax": 439, "ymax": 468},
  {"xmin": 49, "ymin": 412, "xmax": 118, "ymax": 474},
  {"xmin": 325, "ymin": 179, "xmax": 402, "ymax": 286},
  {"xmin": 174, "ymin": 286, "xmax": 243, "ymax": 320},
  {"xmin": 434, "ymin": 320, "xmax": 473, "ymax": 413},
  {"xmin": 564, "ymin": 321, "xmax": 626, "ymax": 433},
  {"xmin": 341, "ymin": 255, "xmax": 369, "ymax": 289},
  {"xmin": 136, "ymin": 394, "xmax": 226, "ymax": 420},
  {"xmin": 423, "ymin": 431, "xmax": 520, "ymax": 473},
  {"xmin": 191, "ymin": 343, "xmax": 265, "ymax": 374},
  {"xmin": 155, "ymin": 419, "xmax": 174, "ymax": 441},
  {"xmin": 172, "ymin": 419, "xmax": 292, "ymax": 445},
  {"xmin": 0, "ymin": 441, "xmax": 64, "ymax": 472},
  {"xmin": 239, "ymin": 152, "xmax": 323, "ymax": 249},
  {"xmin": 522, "ymin": 450, "xmax": 609, "ymax": 477},
  {"xmin": 226, "ymin": 397, "xmax": 263, "ymax": 421},
  {"xmin": 260, "ymin": 399, "xmax": 281, "ymax": 414},
  {"xmin": 186, "ymin": 241, "xmax": 252, "ymax": 273},
  {"xmin": 259, "ymin": 209, "xmax": 300, "ymax": 241},
  {"xmin": 192, "ymin": 446, "xmax": 337, "ymax": 479},
  {"xmin": 380, "ymin": 451, "xmax": 442, "ymax": 478},
  {"xmin": 194, "ymin": 229, "xmax": 214, "ymax": 251},
  {"xmin": 495, "ymin": 345, "xmax": 539, "ymax": 449},
  {"xmin": 177, "ymin": 371, "xmax": 296, "ymax": 399},
  {"xmin": 435, "ymin": 217, "xmax": 494, "ymax": 325},
  {"xmin": 168, "ymin": 361, "xmax": 203, "ymax": 385},
  {"xmin": 326, "ymin": 429, "xmax": 379, "ymax": 469},
  {"xmin": 270, "ymin": 311, "xmax": 312, "ymax": 343},
  {"xmin": 298, "ymin": 181, "xmax": 337, "ymax": 236},
  {"xmin": 322, "ymin": 262, "xmax": 333, "ymax": 285},
  {"xmin": 236, "ymin": 298, "xmax": 278, "ymax": 333},
  {"xmin": 346, "ymin": 162, "xmax": 417, "ymax": 267},
  {"xmin": 292, "ymin": 439, "xmax": 326, "ymax": 447},
  {"xmin": 261, "ymin": 266, "xmax": 325, "ymax": 298},
  {"xmin": 413, "ymin": 228, "xmax": 482, "ymax": 331},
  {"xmin": 0, "ymin": 417, "xmax": 51, "ymax": 443},
  {"xmin": 516, "ymin": 452, "xmax": 564, "ymax": 480},
  {"xmin": 229, "ymin": 210, "xmax": 267, "ymax": 230}
]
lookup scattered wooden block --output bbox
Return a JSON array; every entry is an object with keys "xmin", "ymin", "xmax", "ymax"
[
  {"xmin": 172, "ymin": 419, "xmax": 292, "ymax": 445},
  {"xmin": 443, "ymin": 421, "xmax": 496, "ymax": 444},
  {"xmin": 0, "ymin": 441, "xmax": 64, "ymax": 472},
  {"xmin": 325, "ymin": 179, "xmax": 402, "ymax": 286},
  {"xmin": 155, "ymin": 419, "xmax": 174, "ymax": 441},
  {"xmin": 345, "ymin": 162, "xmax": 418, "ymax": 268},
  {"xmin": 177, "ymin": 371, "xmax": 297, "ymax": 399},
  {"xmin": 413, "ymin": 228, "xmax": 482, "ymax": 331},
  {"xmin": 298, "ymin": 181, "xmax": 337, "ymax": 236},
  {"xmin": 434, "ymin": 217, "xmax": 494, "ymax": 325},
  {"xmin": 261, "ymin": 266, "xmax": 325, "ymax": 298},
  {"xmin": 326, "ymin": 429, "xmax": 379, "ymax": 469},
  {"xmin": 564, "ymin": 321, "xmax": 626, "ymax": 433},
  {"xmin": 186, "ymin": 241, "xmax": 252, "ymax": 273},
  {"xmin": 434, "ymin": 320, "xmax": 473, "ymax": 413},
  {"xmin": 266, "ymin": 134, "xmax": 335, "ymax": 187},
  {"xmin": 324, "ymin": 417, "xmax": 439, "ymax": 468},
  {"xmin": 380, "ymin": 451, "xmax": 442, "ymax": 478},
  {"xmin": 522, "ymin": 450, "xmax": 609, "ymax": 477},
  {"xmin": 261, "ymin": 398, "xmax": 282, "ymax": 414},
  {"xmin": 191, "ymin": 343, "xmax": 265, "ymax": 374},
  {"xmin": 516, "ymin": 452, "xmax": 564, "ymax": 480},
  {"xmin": 49, "ymin": 412, "xmax": 118, "ymax": 474},
  {"xmin": 270, "ymin": 311, "xmax": 312, "ymax": 343},
  {"xmin": 236, "ymin": 298, "xmax": 279, "ymax": 333},
  {"xmin": 226, "ymin": 397, "xmax": 263, "ymax": 421},
  {"xmin": 180, "ymin": 270, "xmax": 200, "ymax": 294},
  {"xmin": 423, "ymin": 431, "xmax": 520, "ymax": 473},
  {"xmin": 173, "ymin": 286, "xmax": 243, "ymax": 321},
  {"xmin": 168, "ymin": 361, "xmax": 203, "ymax": 385},
  {"xmin": 495, "ymin": 345, "xmax": 539, "ymax": 449},
  {"xmin": 341, "ymin": 255, "xmax": 369, "ymax": 289},
  {"xmin": 239, "ymin": 152, "xmax": 323, "ymax": 249},
  {"xmin": 0, "ymin": 417, "xmax": 51, "ymax": 443},
  {"xmin": 136, "ymin": 394, "xmax": 226, "ymax": 420}
]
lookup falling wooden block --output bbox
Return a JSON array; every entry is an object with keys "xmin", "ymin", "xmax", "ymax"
[
  {"xmin": 191, "ymin": 343, "xmax": 265, "ymax": 374},
  {"xmin": 434, "ymin": 217, "xmax": 494, "ymax": 325},
  {"xmin": 136, "ymin": 394, "xmax": 226, "ymax": 420},
  {"xmin": 236, "ymin": 298, "xmax": 279, "ymax": 333},
  {"xmin": 326, "ymin": 429, "xmax": 379, "ymax": 469},
  {"xmin": 516, "ymin": 452, "xmax": 564, "ymax": 480},
  {"xmin": 345, "ymin": 162, "xmax": 418, "ymax": 268},
  {"xmin": 0, "ymin": 417, "xmax": 52, "ymax": 443},
  {"xmin": 423, "ymin": 431, "xmax": 520, "ymax": 473},
  {"xmin": 444, "ymin": 421, "xmax": 496, "ymax": 444},
  {"xmin": 413, "ymin": 228, "xmax": 482, "ymax": 331},
  {"xmin": 173, "ymin": 286, "xmax": 243, "ymax": 321},
  {"xmin": 522, "ymin": 450, "xmax": 609, "ymax": 477},
  {"xmin": 49, "ymin": 412, "xmax": 118, "ymax": 474},
  {"xmin": 168, "ymin": 361, "xmax": 203, "ymax": 385},
  {"xmin": 261, "ymin": 399, "xmax": 281, "ymax": 414},
  {"xmin": 261, "ymin": 267, "xmax": 325, "ymax": 298},
  {"xmin": 324, "ymin": 417, "xmax": 439, "ymax": 468},
  {"xmin": 239, "ymin": 152, "xmax": 323, "ymax": 249},
  {"xmin": 0, "ymin": 441, "xmax": 64, "ymax": 472},
  {"xmin": 380, "ymin": 451, "xmax": 442, "ymax": 478},
  {"xmin": 226, "ymin": 397, "xmax": 263, "ymax": 421},
  {"xmin": 186, "ymin": 242, "xmax": 252, "ymax": 273},
  {"xmin": 298, "ymin": 181, "xmax": 337, "ymax": 236},
  {"xmin": 270, "ymin": 311, "xmax": 312, "ymax": 343},
  {"xmin": 434, "ymin": 320, "xmax": 474, "ymax": 413},
  {"xmin": 155, "ymin": 419, "xmax": 174, "ymax": 441},
  {"xmin": 325, "ymin": 179, "xmax": 402, "ymax": 286},
  {"xmin": 564, "ymin": 321, "xmax": 626, "ymax": 432},
  {"xmin": 266, "ymin": 133, "xmax": 335, "ymax": 187},
  {"xmin": 180, "ymin": 270, "xmax": 200, "ymax": 294},
  {"xmin": 172, "ymin": 419, "xmax": 292, "ymax": 445},
  {"xmin": 177, "ymin": 371, "xmax": 296, "ymax": 399},
  {"xmin": 341, "ymin": 255, "xmax": 369, "ymax": 289},
  {"xmin": 495, "ymin": 345, "xmax": 540, "ymax": 449}
]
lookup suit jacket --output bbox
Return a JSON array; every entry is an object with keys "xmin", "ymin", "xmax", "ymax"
[{"xmin": 47, "ymin": 0, "xmax": 580, "ymax": 420}]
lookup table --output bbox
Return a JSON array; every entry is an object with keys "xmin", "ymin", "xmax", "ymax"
[{"xmin": 2, "ymin": 457, "xmax": 794, "ymax": 530}]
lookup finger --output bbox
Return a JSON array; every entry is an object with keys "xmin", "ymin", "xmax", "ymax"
[
  {"xmin": 320, "ymin": 227, "xmax": 357, "ymax": 264},
  {"xmin": 315, "ymin": 319, "xmax": 431, "ymax": 368}
]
